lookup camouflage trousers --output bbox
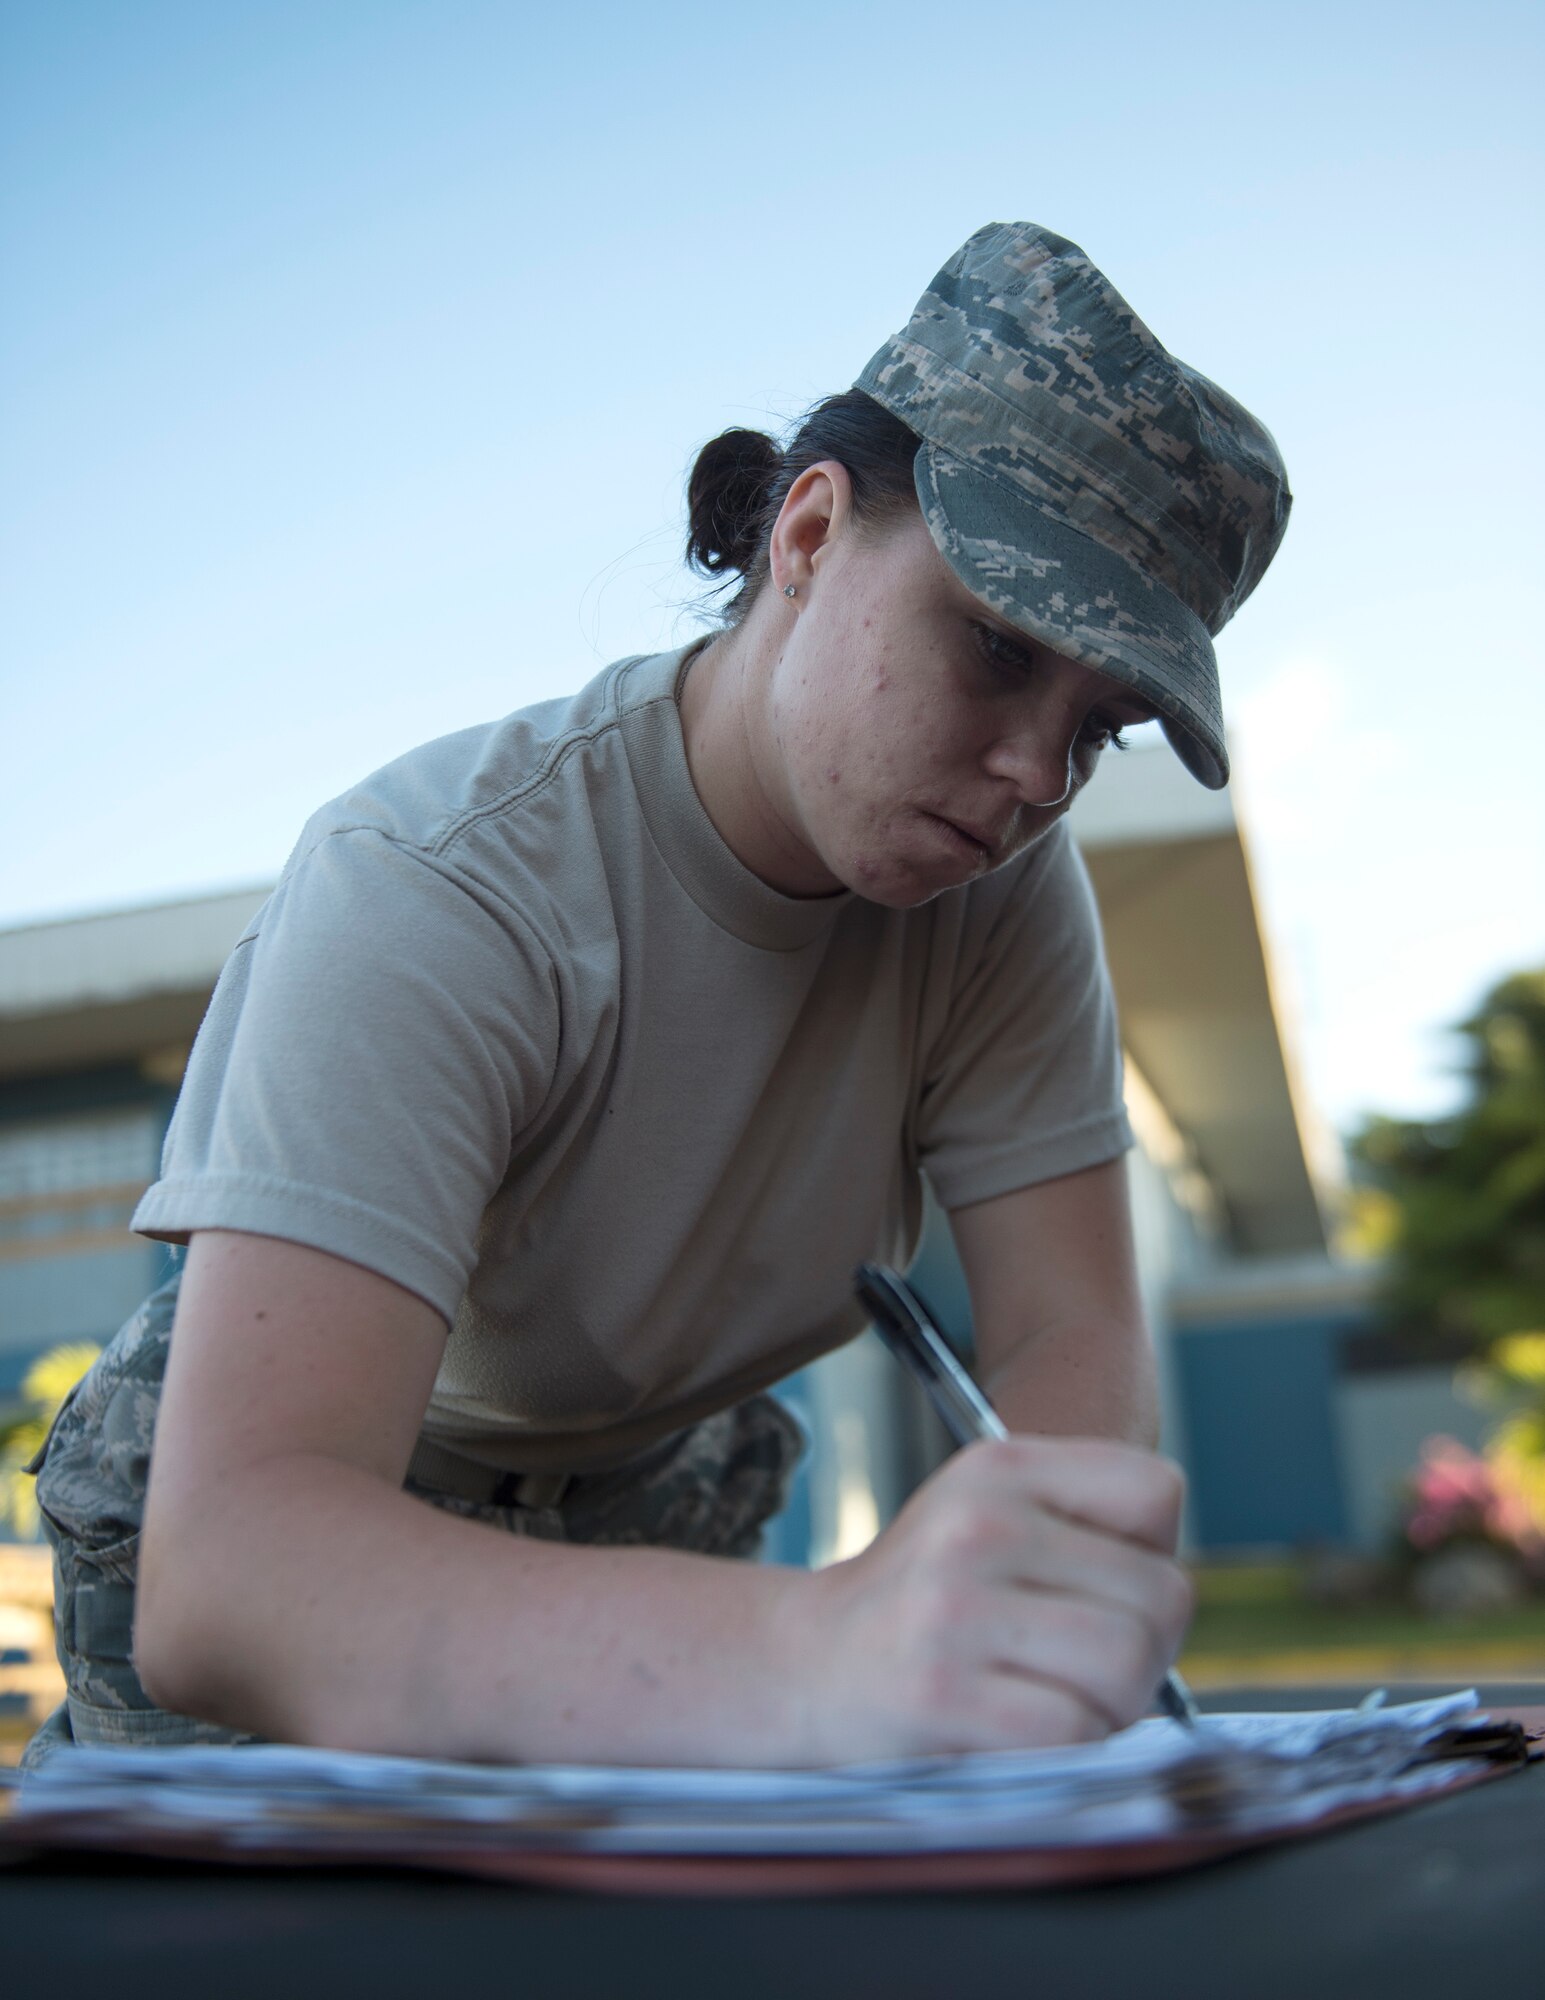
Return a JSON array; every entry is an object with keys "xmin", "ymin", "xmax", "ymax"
[{"xmin": 21, "ymin": 1266, "xmax": 805, "ymax": 1774}]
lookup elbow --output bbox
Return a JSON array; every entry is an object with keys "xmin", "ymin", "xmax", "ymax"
[
  {"xmin": 133, "ymin": 1633, "xmax": 196, "ymax": 1722},
  {"xmin": 132, "ymin": 1488, "xmax": 348, "ymax": 1750},
  {"xmin": 132, "ymin": 1527, "xmax": 207, "ymax": 1718},
  {"xmin": 132, "ymin": 1508, "xmax": 247, "ymax": 1726}
]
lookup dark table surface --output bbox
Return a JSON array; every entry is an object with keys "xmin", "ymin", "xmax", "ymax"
[{"xmin": 3, "ymin": 1684, "xmax": 1542, "ymax": 2000}]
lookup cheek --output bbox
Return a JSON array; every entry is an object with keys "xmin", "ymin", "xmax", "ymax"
[
  {"xmin": 837, "ymin": 703, "xmax": 958, "ymax": 814},
  {"xmin": 783, "ymin": 617, "xmax": 956, "ymax": 811}
]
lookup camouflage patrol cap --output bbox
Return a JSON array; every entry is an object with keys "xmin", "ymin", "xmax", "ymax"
[{"xmin": 854, "ymin": 223, "xmax": 1292, "ymax": 788}]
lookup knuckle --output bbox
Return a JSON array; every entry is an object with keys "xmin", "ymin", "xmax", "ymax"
[
  {"xmin": 892, "ymin": 1552, "xmax": 976, "ymax": 1648},
  {"xmin": 1123, "ymin": 1455, "xmax": 1185, "ymax": 1549},
  {"xmin": 1155, "ymin": 1456, "xmax": 1188, "ymax": 1514},
  {"xmin": 1105, "ymin": 1606, "xmax": 1156, "ymax": 1687},
  {"xmin": 1149, "ymin": 1454, "xmax": 1187, "ymax": 1515},
  {"xmin": 1071, "ymin": 1601, "xmax": 1151, "ymax": 1709},
  {"xmin": 981, "ymin": 1434, "xmax": 1036, "ymax": 1474},
  {"xmin": 915, "ymin": 1653, "xmax": 968, "ymax": 1715},
  {"xmin": 1160, "ymin": 1560, "xmax": 1197, "ymax": 1634},
  {"xmin": 889, "ymin": 1621, "xmax": 969, "ymax": 1720},
  {"xmin": 921, "ymin": 1495, "xmax": 1001, "ymax": 1568},
  {"xmin": 961, "ymin": 1434, "xmax": 1039, "ymax": 1488},
  {"xmin": 909, "ymin": 1571, "xmax": 973, "ymax": 1638}
]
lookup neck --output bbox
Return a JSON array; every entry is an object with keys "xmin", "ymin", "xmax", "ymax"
[{"xmin": 677, "ymin": 616, "xmax": 842, "ymax": 899}]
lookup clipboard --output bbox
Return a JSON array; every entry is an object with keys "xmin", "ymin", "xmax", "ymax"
[{"xmin": 4, "ymin": 1708, "xmax": 1539, "ymax": 1896}]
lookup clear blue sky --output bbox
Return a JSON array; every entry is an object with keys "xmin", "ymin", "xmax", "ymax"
[{"xmin": 3, "ymin": 0, "xmax": 1541, "ymax": 1137}]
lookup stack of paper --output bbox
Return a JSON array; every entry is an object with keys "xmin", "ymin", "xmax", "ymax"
[{"xmin": 3, "ymin": 1692, "xmax": 1499, "ymax": 1860}]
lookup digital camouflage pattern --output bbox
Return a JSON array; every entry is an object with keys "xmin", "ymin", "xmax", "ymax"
[
  {"xmin": 21, "ymin": 1268, "xmax": 804, "ymax": 1773},
  {"xmin": 855, "ymin": 222, "xmax": 1292, "ymax": 789}
]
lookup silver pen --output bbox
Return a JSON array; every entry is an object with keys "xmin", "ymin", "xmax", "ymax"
[{"xmin": 855, "ymin": 1261, "xmax": 1200, "ymax": 1730}]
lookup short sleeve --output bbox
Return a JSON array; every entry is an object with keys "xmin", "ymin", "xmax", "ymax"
[
  {"xmin": 914, "ymin": 823, "xmax": 1132, "ymax": 1210},
  {"xmin": 132, "ymin": 828, "xmax": 561, "ymax": 1319}
]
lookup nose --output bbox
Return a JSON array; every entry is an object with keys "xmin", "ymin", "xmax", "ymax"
[{"xmin": 983, "ymin": 726, "xmax": 1078, "ymax": 809}]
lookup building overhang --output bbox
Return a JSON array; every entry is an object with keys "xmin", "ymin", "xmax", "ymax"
[
  {"xmin": 0, "ymin": 887, "xmax": 268, "ymax": 1081},
  {"xmin": 1070, "ymin": 743, "xmax": 1330, "ymax": 1258}
]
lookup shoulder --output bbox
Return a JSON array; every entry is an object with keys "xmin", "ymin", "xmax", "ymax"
[
  {"xmin": 292, "ymin": 651, "xmax": 667, "ymax": 861},
  {"xmin": 257, "ymin": 649, "xmax": 690, "ymax": 931}
]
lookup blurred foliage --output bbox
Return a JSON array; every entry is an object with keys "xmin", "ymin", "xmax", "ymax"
[
  {"xmin": 1182, "ymin": 1554, "xmax": 1545, "ymax": 1662},
  {"xmin": 1334, "ymin": 1184, "xmax": 1402, "ymax": 1261},
  {"xmin": 1350, "ymin": 970, "xmax": 1545, "ymax": 1358},
  {"xmin": 0, "ymin": 1343, "xmax": 100, "ymax": 1539},
  {"xmin": 1455, "ymin": 1334, "xmax": 1545, "ymax": 1535}
]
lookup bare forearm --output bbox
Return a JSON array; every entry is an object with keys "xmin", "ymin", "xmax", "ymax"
[
  {"xmin": 137, "ymin": 1428, "xmax": 1194, "ymax": 1771},
  {"xmin": 137, "ymin": 1231, "xmax": 1185, "ymax": 1772},
  {"xmin": 950, "ymin": 1163, "xmax": 1160, "ymax": 1449},
  {"xmin": 983, "ymin": 1320, "xmax": 1160, "ymax": 1449},
  {"xmin": 136, "ymin": 1457, "xmax": 816, "ymax": 1767}
]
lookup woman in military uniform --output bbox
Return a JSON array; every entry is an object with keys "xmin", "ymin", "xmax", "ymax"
[{"xmin": 26, "ymin": 223, "xmax": 1289, "ymax": 1771}]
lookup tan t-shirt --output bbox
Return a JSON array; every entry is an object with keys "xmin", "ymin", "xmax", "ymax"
[{"xmin": 134, "ymin": 644, "xmax": 1132, "ymax": 1473}]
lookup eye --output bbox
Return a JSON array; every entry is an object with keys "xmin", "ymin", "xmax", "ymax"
[
  {"xmin": 1079, "ymin": 713, "xmax": 1130, "ymax": 755},
  {"xmin": 971, "ymin": 620, "xmax": 1036, "ymax": 678}
]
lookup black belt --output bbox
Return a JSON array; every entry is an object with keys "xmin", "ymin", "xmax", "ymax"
[{"xmin": 406, "ymin": 1436, "xmax": 573, "ymax": 1510}]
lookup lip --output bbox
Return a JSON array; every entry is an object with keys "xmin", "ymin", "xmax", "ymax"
[
  {"xmin": 927, "ymin": 813, "xmax": 997, "ymax": 863},
  {"xmin": 954, "ymin": 818, "xmax": 1006, "ymax": 853},
  {"xmin": 944, "ymin": 812, "xmax": 1011, "ymax": 854}
]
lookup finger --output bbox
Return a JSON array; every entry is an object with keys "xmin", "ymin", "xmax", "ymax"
[
  {"xmin": 951, "ymin": 1435, "xmax": 1187, "ymax": 1554},
  {"xmin": 919, "ymin": 1467, "xmax": 1194, "ymax": 1645},
  {"xmin": 985, "ymin": 1589, "xmax": 1177, "ymax": 1736},
  {"xmin": 914, "ymin": 1670, "xmax": 1109, "ymax": 1756},
  {"xmin": 1007, "ymin": 1509, "xmax": 1195, "ymax": 1651}
]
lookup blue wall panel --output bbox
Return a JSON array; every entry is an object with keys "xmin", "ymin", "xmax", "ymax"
[
  {"xmin": 0, "ymin": 1243, "xmax": 167, "ymax": 1390},
  {"xmin": 1175, "ymin": 1316, "xmax": 1352, "ymax": 1549}
]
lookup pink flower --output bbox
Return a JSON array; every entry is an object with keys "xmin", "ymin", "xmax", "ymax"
[
  {"xmin": 1405, "ymin": 1438, "xmax": 1502, "ymax": 1551},
  {"xmin": 1403, "ymin": 1435, "xmax": 1545, "ymax": 1560}
]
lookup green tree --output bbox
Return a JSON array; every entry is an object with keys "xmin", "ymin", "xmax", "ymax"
[
  {"xmin": 0, "ymin": 1344, "xmax": 100, "ymax": 1539},
  {"xmin": 1350, "ymin": 969, "xmax": 1545, "ymax": 1356}
]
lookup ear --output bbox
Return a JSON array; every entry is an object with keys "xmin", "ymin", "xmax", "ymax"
[{"xmin": 767, "ymin": 460, "xmax": 856, "ymax": 595}]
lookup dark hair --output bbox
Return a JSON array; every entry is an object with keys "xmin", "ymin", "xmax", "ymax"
[{"xmin": 685, "ymin": 390, "xmax": 922, "ymax": 622}]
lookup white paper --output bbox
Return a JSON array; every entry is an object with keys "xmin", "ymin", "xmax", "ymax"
[{"xmin": 4, "ymin": 1692, "xmax": 1491, "ymax": 1857}]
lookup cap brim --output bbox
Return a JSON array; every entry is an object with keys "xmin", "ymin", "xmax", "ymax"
[{"xmin": 917, "ymin": 444, "xmax": 1229, "ymax": 789}]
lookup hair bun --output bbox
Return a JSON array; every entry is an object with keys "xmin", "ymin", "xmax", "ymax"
[{"xmin": 686, "ymin": 428, "xmax": 784, "ymax": 577}]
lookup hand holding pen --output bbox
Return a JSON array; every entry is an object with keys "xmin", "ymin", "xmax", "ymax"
[{"xmin": 855, "ymin": 1261, "xmax": 1200, "ymax": 1733}]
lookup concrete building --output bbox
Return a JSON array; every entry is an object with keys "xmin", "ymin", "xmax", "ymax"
[{"xmin": 0, "ymin": 887, "xmax": 266, "ymax": 1394}]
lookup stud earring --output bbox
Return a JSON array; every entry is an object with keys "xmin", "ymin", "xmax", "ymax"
[{"xmin": 783, "ymin": 583, "xmax": 797, "ymax": 600}]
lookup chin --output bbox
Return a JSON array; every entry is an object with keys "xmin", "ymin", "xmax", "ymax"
[
  {"xmin": 843, "ymin": 860, "xmax": 958, "ymax": 910},
  {"xmin": 865, "ymin": 884, "xmax": 952, "ymax": 911}
]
